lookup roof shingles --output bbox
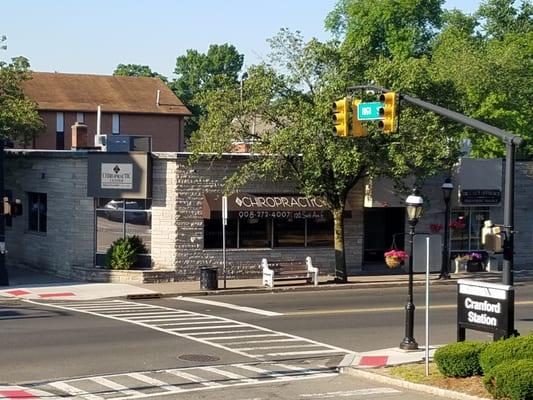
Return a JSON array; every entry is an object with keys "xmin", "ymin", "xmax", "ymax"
[{"xmin": 23, "ymin": 72, "xmax": 191, "ymax": 116}]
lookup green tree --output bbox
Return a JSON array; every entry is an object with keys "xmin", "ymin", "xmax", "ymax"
[
  {"xmin": 431, "ymin": 1, "xmax": 532, "ymax": 158},
  {"xmin": 113, "ymin": 63, "xmax": 167, "ymax": 82},
  {"xmin": 0, "ymin": 36, "xmax": 43, "ymax": 144},
  {"xmin": 190, "ymin": 30, "xmax": 458, "ymax": 281},
  {"xmin": 172, "ymin": 44, "xmax": 244, "ymax": 140}
]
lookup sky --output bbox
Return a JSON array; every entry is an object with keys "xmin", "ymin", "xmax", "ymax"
[{"xmin": 1, "ymin": 0, "xmax": 483, "ymax": 79}]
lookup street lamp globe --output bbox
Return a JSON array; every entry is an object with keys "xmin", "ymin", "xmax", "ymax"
[
  {"xmin": 441, "ymin": 178, "xmax": 453, "ymax": 202},
  {"xmin": 406, "ymin": 189, "xmax": 424, "ymax": 224}
]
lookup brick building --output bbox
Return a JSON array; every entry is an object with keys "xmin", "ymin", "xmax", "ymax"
[{"xmin": 22, "ymin": 72, "xmax": 191, "ymax": 151}]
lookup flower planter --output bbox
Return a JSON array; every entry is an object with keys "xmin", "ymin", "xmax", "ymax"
[
  {"xmin": 466, "ymin": 261, "xmax": 484, "ymax": 272},
  {"xmin": 385, "ymin": 256, "xmax": 402, "ymax": 269}
]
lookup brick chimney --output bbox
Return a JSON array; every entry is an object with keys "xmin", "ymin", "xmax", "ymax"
[{"xmin": 71, "ymin": 122, "xmax": 88, "ymax": 149}]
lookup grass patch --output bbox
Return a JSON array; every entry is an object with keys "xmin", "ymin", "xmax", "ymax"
[{"xmin": 385, "ymin": 362, "xmax": 491, "ymax": 398}]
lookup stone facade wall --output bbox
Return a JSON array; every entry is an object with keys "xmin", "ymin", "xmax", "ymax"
[
  {"xmin": 5, "ymin": 151, "xmax": 94, "ymax": 278},
  {"xmin": 160, "ymin": 153, "xmax": 365, "ymax": 280},
  {"xmin": 5, "ymin": 151, "xmax": 531, "ymax": 283}
]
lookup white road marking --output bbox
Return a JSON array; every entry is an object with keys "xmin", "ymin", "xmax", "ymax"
[
  {"xmin": 29, "ymin": 299, "xmax": 352, "ymax": 360},
  {"xmin": 164, "ymin": 369, "xmax": 223, "ymax": 387},
  {"xmin": 127, "ymin": 372, "xmax": 184, "ymax": 393},
  {"xmin": 202, "ymin": 366, "xmax": 258, "ymax": 384},
  {"xmin": 47, "ymin": 381, "xmax": 103, "ymax": 399},
  {"xmin": 300, "ymin": 388, "xmax": 401, "ymax": 397},
  {"xmin": 175, "ymin": 296, "xmax": 283, "ymax": 316},
  {"xmin": 89, "ymin": 376, "xmax": 142, "ymax": 397}
]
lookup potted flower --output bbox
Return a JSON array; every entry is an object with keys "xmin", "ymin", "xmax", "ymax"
[{"xmin": 384, "ymin": 249, "xmax": 408, "ymax": 269}]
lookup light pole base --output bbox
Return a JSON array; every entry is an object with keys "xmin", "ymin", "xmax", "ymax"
[{"xmin": 399, "ymin": 337, "xmax": 419, "ymax": 350}]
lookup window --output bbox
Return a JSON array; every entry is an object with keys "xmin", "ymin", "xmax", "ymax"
[
  {"xmin": 112, "ymin": 114, "xmax": 120, "ymax": 135},
  {"xmin": 56, "ymin": 112, "xmax": 64, "ymax": 150},
  {"xmin": 450, "ymin": 207, "xmax": 490, "ymax": 251},
  {"xmin": 95, "ymin": 198, "xmax": 151, "ymax": 253},
  {"xmin": 28, "ymin": 192, "xmax": 47, "ymax": 233},
  {"xmin": 203, "ymin": 216, "xmax": 333, "ymax": 249},
  {"xmin": 76, "ymin": 112, "xmax": 85, "ymax": 123}
]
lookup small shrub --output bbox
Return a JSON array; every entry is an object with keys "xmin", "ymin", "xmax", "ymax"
[
  {"xmin": 483, "ymin": 359, "xmax": 533, "ymax": 400},
  {"xmin": 480, "ymin": 334, "xmax": 533, "ymax": 374},
  {"xmin": 106, "ymin": 236, "xmax": 146, "ymax": 270},
  {"xmin": 434, "ymin": 341, "xmax": 487, "ymax": 377}
]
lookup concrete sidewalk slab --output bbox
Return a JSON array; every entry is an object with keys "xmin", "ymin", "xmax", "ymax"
[
  {"xmin": 339, "ymin": 347, "xmax": 438, "ymax": 369},
  {"xmin": 0, "ymin": 283, "xmax": 158, "ymax": 301}
]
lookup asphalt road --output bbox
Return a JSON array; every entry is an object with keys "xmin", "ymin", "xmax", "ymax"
[{"xmin": 1, "ymin": 282, "xmax": 531, "ymax": 399}]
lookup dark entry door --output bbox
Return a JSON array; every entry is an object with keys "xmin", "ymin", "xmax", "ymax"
[{"xmin": 363, "ymin": 207, "xmax": 405, "ymax": 263}]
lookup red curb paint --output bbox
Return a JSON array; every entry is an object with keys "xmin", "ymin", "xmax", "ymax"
[
  {"xmin": 0, "ymin": 389, "xmax": 38, "ymax": 399},
  {"xmin": 38, "ymin": 292, "xmax": 75, "ymax": 298},
  {"xmin": 359, "ymin": 355, "xmax": 389, "ymax": 367},
  {"xmin": 5, "ymin": 290, "xmax": 31, "ymax": 296}
]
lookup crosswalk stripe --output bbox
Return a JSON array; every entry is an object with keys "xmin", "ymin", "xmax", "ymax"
[
  {"xmin": 234, "ymin": 344, "xmax": 321, "ymax": 351},
  {"xmin": 201, "ymin": 366, "xmax": 258, "ymax": 384},
  {"xmin": 267, "ymin": 349, "xmax": 342, "ymax": 356},
  {"xmin": 165, "ymin": 369, "xmax": 222, "ymax": 387},
  {"xmin": 110, "ymin": 312, "xmax": 192, "ymax": 318},
  {"xmin": 127, "ymin": 372, "xmax": 184, "ymax": 393},
  {"xmin": 203, "ymin": 333, "xmax": 282, "ymax": 340},
  {"xmin": 224, "ymin": 338, "xmax": 301, "ymax": 345},
  {"xmin": 151, "ymin": 320, "xmax": 235, "ymax": 326},
  {"xmin": 89, "ymin": 376, "xmax": 142, "ymax": 397},
  {"xmin": 187, "ymin": 329, "xmax": 258, "ymax": 336},
  {"xmin": 47, "ymin": 381, "xmax": 103, "ymax": 399}
]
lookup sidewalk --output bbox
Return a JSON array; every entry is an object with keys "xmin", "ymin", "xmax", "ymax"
[{"xmin": 1, "ymin": 264, "xmax": 532, "ymax": 301}]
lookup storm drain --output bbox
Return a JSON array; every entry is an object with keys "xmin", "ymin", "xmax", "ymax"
[{"xmin": 178, "ymin": 354, "xmax": 221, "ymax": 362}]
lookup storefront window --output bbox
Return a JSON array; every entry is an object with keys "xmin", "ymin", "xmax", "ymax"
[
  {"xmin": 450, "ymin": 207, "xmax": 490, "ymax": 251},
  {"xmin": 203, "ymin": 216, "xmax": 333, "ymax": 249},
  {"xmin": 95, "ymin": 198, "xmax": 151, "ymax": 254}
]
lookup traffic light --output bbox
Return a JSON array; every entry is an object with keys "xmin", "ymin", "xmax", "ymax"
[
  {"xmin": 377, "ymin": 92, "xmax": 397, "ymax": 133},
  {"xmin": 351, "ymin": 99, "xmax": 367, "ymax": 137},
  {"xmin": 332, "ymin": 98, "xmax": 349, "ymax": 137}
]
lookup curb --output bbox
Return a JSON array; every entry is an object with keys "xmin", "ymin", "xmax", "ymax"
[
  {"xmin": 139, "ymin": 276, "xmax": 494, "ymax": 299},
  {"xmin": 340, "ymin": 367, "xmax": 490, "ymax": 400}
]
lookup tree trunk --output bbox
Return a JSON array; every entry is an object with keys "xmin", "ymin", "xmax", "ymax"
[{"xmin": 333, "ymin": 207, "xmax": 347, "ymax": 283}]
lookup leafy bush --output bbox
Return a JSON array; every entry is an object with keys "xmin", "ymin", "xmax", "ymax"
[
  {"xmin": 483, "ymin": 359, "xmax": 533, "ymax": 400},
  {"xmin": 480, "ymin": 334, "xmax": 533, "ymax": 374},
  {"xmin": 106, "ymin": 236, "xmax": 146, "ymax": 270},
  {"xmin": 434, "ymin": 341, "xmax": 487, "ymax": 377}
]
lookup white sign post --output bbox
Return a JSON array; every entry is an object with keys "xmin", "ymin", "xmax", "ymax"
[
  {"xmin": 222, "ymin": 196, "xmax": 228, "ymax": 289},
  {"xmin": 425, "ymin": 236, "xmax": 430, "ymax": 376}
]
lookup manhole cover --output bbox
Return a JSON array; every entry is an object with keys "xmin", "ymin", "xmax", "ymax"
[{"xmin": 178, "ymin": 354, "xmax": 220, "ymax": 362}]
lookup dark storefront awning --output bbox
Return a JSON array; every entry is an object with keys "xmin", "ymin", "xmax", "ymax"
[{"xmin": 203, "ymin": 193, "xmax": 350, "ymax": 219}]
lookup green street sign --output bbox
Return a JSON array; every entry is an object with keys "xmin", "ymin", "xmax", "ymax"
[{"xmin": 357, "ymin": 102, "xmax": 384, "ymax": 121}]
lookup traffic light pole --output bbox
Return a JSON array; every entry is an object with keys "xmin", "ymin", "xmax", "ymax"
[{"xmin": 347, "ymin": 85, "xmax": 522, "ymax": 287}]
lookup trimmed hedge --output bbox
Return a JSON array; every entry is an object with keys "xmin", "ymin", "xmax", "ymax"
[
  {"xmin": 480, "ymin": 334, "xmax": 533, "ymax": 374},
  {"xmin": 483, "ymin": 359, "xmax": 533, "ymax": 400},
  {"xmin": 434, "ymin": 341, "xmax": 487, "ymax": 377}
]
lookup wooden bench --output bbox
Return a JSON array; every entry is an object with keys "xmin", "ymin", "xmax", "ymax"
[{"xmin": 261, "ymin": 257, "xmax": 318, "ymax": 288}]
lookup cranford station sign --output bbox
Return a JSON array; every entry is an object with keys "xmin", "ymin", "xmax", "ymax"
[{"xmin": 457, "ymin": 279, "xmax": 514, "ymax": 341}]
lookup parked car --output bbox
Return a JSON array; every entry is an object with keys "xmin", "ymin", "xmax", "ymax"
[{"xmin": 102, "ymin": 200, "xmax": 150, "ymax": 225}]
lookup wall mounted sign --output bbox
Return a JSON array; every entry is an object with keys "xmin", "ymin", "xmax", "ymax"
[
  {"xmin": 460, "ymin": 189, "xmax": 501, "ymax": 205},
  {"xmin": 457, "ymin": 279, "xmax": 514, "ymax": 341},
  {"xmin": 101, "ymin": 163, "xmax": 133, "ymax": 189},
  {"xmin": 88, "ymin": 152, "xmax": 151, "ymax": 199},
  {"xmin": 203, "ymin": 193, "xmax": 351, "ymax": 220}
]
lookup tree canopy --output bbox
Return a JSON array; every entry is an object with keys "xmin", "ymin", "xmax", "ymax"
[
  {"xmin": 113, "ymin": 63, "xmax": 167, "ymax": 82},
  {"xmin": 189, "ymin": 28, "xmax": 459, "ymax": 280},
  {"xmin": 0, "ymin": 36, "xmax": 43, "ymax": 144},
  {"xmin": 171, "ymin": 43, "xmax": 244, "ymax": 140}
]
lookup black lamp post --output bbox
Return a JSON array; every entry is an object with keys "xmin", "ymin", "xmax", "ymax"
[
  {"xmin": 440, "ymin": 178, "xmax": 453, "ymax": 279},
  {"xmin": 400, "ymin": 188, "xmax": 424, "ymax": 350}
]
